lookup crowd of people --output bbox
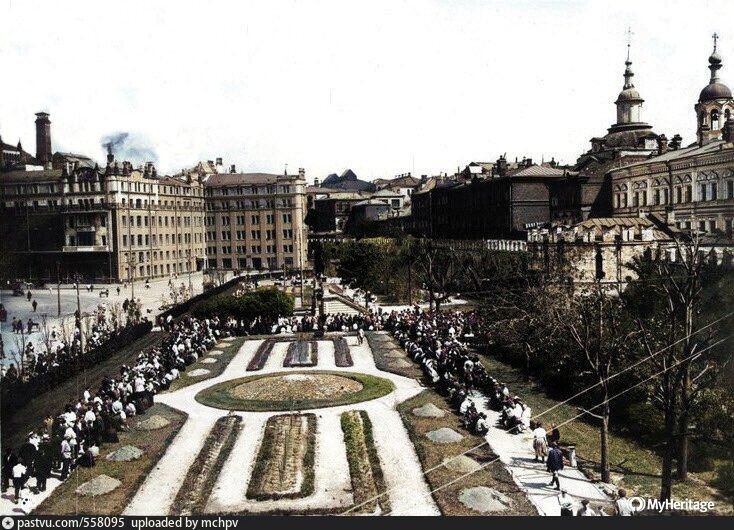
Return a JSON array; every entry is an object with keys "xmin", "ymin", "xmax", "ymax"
[{"xmin": 1, "ymin": 314, "xmax": 232, "ymax": 505}]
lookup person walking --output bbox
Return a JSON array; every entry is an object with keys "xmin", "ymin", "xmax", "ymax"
[
  {"xmin": 12, "ymin": 458, "xmax": 27, "ymax": 503},
  {"xmin": 546, "ymin": 442, "xmax": 564, "ymax": 490},
  {"xmin": 27, "ymin": 290, "xmax": 32, "ymax": 302},
  {"xmin": 357, "ymin": 328, "xmax": 365, "ymax": 345},
  {"xmin": 60, "ymin": 436, "xmax": 73, "ymax": 480},
  {"xmin": 32, "ymin": 299, "xmax": 38, "ymax": 312},
  {"xmin": 533, "ymin": 422, "xmax": 548, "ymax": 462}
]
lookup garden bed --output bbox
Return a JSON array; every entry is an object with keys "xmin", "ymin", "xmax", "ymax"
[
  {"xmin": 246, "ymin": 413, "xmax": 317, "ymax": 500},
  {"xmin": 283, "ymin": 341, "xmax": 318, "ymax": 367},
  {"xmin": 246, "ymin": 339, "xmax": 276, "ymax": 371},
  {"xmin": 333, "ymin": 336, "xmax": 353, "ymax": 367},
  {"xmin": 169, "ymin": 415, "xmax": 242, "ymax": 515},
  {"xmin": 196, "ymin": 371, "xmax": 394, "ymax": 412},
  {"xmin": 341, "ymin": 410, "xmax": 390, "ymax": 514}
]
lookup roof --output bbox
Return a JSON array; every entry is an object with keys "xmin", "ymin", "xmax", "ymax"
[
  {"xmin": 577, "ymin": 217, "xmax": 654, "ymax": 230},
  {"xmin": 203, "ymin": 173, "xmax": 298, "ymax": 186},
  {"xmin": 699, "ymin": 82, "xmax": 732, "ymax": 102},
  {"xmin": 371, "ymin": 188, "xmax": 403, "ymax": 198},
  {"xmin": 0, "ymin": 169, "xmax": 63, "ymax": 183},
  {"xmin": 54, "ymin": 152, "xmax": 96, "ymax": 168},
  {"xmin": 508, "ymin": 164, "xmax": 567, "ymax": 178},
  {"xmin": 321, "ymin": 169, "xmax": 375, "ymax": 191},
  {"xmin": 612, "ymin": 140, "xmax": 731, "ymax": 171}
]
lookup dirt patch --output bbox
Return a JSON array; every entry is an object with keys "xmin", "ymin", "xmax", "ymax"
[
  {"xmin": 247, "ymin": 414, "xmax": 316, "ymax": 500},
  {"xmin": 230, "ymin": 373, "xmax": 363, "ymax": 402},
  {"xmin": 458, "ymin": 486, "xmax": 513, "ymax": 513},
  {"xmin": 75, "ymin": 475, "xmax": 121, "ymax": 497},
  {"xmin": 106, "ymin": 446, "xmax": 144, "ymax": 462},
  {"xmin": 170, "ymin": 415, "xmax": 242, "ymax": 515},
  {"xmin": 398, "ymin": 391, "xmax": 536, "ymax": 516},
  {"xmin": 136, "ymin": 414, "xmax": 170, "ymax": 431}
]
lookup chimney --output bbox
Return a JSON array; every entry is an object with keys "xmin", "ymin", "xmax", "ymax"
[
  {"xmin": 230, "ymin": 164, "xmax": 236, "ymax": 173},
  {"xmin": 35, "ymin": 112, "xmax": 52, "ymax": 166},
  {"xmin": 421, "ymin": 174, "xmax": 428, "ymax": 184},
  {"xmin": 314, "ymin": 178, "xmax": 320, "ymax": 187},
  {"xmin": 669, "ymin": 134, "xmax": 682, "ymax": 150},
  {"xmin": 496, "ymin": 155, "xmax": 508, "ymax": 177},
  {"xmin": 298, "ymin": 167, "xmax": 305, "ymax": 179},
  {"xmin": 657, "ymin": 134, "xmax": 669, "ymax": 154},
  {"xmin": 216, "ymin": 157, "xmax": 223, "ymax": 166}
]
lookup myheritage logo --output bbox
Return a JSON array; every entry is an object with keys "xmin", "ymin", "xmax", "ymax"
[{"xmin": 629, "ymin": 496, "xmax": 715, "ymax": 513}]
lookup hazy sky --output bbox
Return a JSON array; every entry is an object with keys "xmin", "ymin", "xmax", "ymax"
[{"xmin": 0, "ymin": 0, "xmax": 731, "ymax": 181}]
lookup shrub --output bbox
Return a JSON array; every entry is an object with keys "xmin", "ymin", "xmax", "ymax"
[{"xmin": 193, "ymin": 288, "xmax": 294, "ymax": 321}]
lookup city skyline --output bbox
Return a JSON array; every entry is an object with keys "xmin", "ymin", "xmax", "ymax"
[{"xmin": 0, "ymin": 0, "xmax": 731, "ymax": 179}]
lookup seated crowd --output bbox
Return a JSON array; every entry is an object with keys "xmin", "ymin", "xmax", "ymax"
[{"xmin": 381, "ymin": 308, "xmax": 533, "ymax": 437}]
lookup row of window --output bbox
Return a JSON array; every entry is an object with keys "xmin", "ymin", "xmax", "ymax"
[
  {"xmin": 206, "ymin": 199, "xmax": 295, "ymax": 210},
  {"xmin": 206, "ymin": 185, "xmax": 292, "ymax": 196},
  {"xmin": 121, "ymin": 232, "xmax": 203, "ymax": 247},
  {"xmin": 207, "ymin": 244, "xmax": 296, "ymax": 255},
  {"xmin": 615, "ymin": 181, "xmax": 734, "ymax": 208},
  {"xmin": 210, "ymin": 213, "xmax": 293, "ymax": 226},
  {"xmin": 676, "ymin": 218, "xmax": 733, "ymax": 236},
  {"xmin": 206, "ymin": 229, "xmax": 294, "ymax": 241},
  {"xmin": 209, "ymin": 256, "xmax": 295, "ymax": 271},
  {"xmin": 122, "ymin": 214, "xmax": 202, "ymax": 228},
  {"xmin": 124, "ymin": 260, "xmax": 192, "ymax": 279}
]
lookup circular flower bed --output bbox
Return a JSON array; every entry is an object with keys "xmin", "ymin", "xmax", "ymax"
[{"xmin": 195, "ymin": 371, "xmax": 395, "ymax": 411}]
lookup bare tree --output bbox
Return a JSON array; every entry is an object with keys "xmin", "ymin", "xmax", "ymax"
[
  {"xmin": 412, "ymin": 240, "xmax": 464, "ymax": 311},
  {"xmin": 563, "ymin": 283, "xmax": 637, "ymax": 483}
]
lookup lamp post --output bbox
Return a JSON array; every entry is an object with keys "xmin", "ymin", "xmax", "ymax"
[
  {"xmin": 56, "ymin": 261, "xmax": 61, "ymax": 317},
  {"xmin": 187, "ymin": 248, "xmax": 193, "ymax": 298},
  {"xmin": 71, "ymin": 271, "xmax": 83, "ymax": 354}
]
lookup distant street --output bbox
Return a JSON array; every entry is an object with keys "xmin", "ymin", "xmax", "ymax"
[{"xmin": 0, "ymin": 272, "xmax": 205, "ymax": 367}]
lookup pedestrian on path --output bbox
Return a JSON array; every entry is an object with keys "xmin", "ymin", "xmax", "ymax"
[
  {"xmin": 32, "ymin": 299, "xmax": 37, "ymax": 312},
  {"xmin": 357, "ymin": 328, "xmax": 365, "ymax": 345},
  {"xmin": 533, "ymin": 422, "xmax": 548, "ymax": 462},
  {"xmin": 546, "ymin": 442, "xmax": 564, "ymax": 490},
  {"xmin": 12, "ymin": 459, "xmax": 27, "ymax": 503}
]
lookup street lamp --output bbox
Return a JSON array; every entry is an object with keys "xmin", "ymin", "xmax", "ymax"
[{"xmin": 71, "ymin": 271, "xmax": 83, "ymax": 354}]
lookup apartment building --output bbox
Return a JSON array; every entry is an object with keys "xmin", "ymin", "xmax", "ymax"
[{"xmin": 202, "ymin": 169, "xmax": 308, "ymax": 273}]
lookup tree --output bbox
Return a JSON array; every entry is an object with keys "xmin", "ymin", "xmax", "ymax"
[
  {"xmin": 628, "ymin": 234, "xmax": 728, "ymax": 500},
  {"xmin": 563, "ymin": 284, "xmax": 637, "ymax": 483},
  {"xmin": 412, "ymin": 240, "xmax": 464, "ymax": 311}
]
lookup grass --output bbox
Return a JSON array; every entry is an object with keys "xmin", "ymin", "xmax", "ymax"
[
  {"xmin": 246, "ymin": 413, "xmax": 316, "ymax": 501},
  {"xmin": 398, "ymin": 391, "xmax": 536, "ymax": 516},
  {"xmin": 479, "ymin": 352, "xmax": 734, "ymax": 514},
  {"xmin": 34, "ymin": 403, "xmax": 186, "ymax": 515},
  {"xmin": 340, "ymin": 410, "xmax": 390, "ymax": 514},
  {"xmin": 166, "ymin": 337, "xmax": 246, "ymax": 392},
  {"xmin": 169, "ymin": 415, "xmax": 242, "ymax": 515},
  {"xmin": 195, "ymin": 370, "xmax": 395, "ymax": 412}
]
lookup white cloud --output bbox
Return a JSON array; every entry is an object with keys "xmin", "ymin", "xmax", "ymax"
[{"xmin": 0, "ymin": 0, "xmax": 731, "ymax": 179}]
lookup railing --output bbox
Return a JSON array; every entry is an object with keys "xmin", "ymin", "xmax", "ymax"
[{"xmin": 62, "ymin": 245, "xmax": 110, "ymax": 252}]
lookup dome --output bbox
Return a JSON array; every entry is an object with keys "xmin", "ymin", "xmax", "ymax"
[
  {"xmin": 699, "ymin": 81, "xmax": 732, "ymax": 102},
  {"xmin": 616, "ymin": 87, "xmax": 642, "ymax": 103}
]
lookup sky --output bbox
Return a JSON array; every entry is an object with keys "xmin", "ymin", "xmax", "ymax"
[{"xmin": 0, "ymin": 0, "xmax": 731, "ymax": 181}]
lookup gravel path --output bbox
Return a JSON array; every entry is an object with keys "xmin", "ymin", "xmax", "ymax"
[
  {"xmin": 471, "ymin": 390, "xmax": 610, "ymax": 516},
  {"xmin": 123, "ymin": 335, "xmax": 438, "ymax": 515}
]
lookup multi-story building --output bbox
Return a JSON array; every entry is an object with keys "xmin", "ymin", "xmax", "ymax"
[
  {"xmin": 610, "ymin": 42, "xmax": 734, "ymax": 239},
  {"xmin": 0, "ymin": 113, "xmax": 207, "ymax": 282},
  {"xmin": 202, "ymin": 169, "xmax": 308, "ymax": 273}
]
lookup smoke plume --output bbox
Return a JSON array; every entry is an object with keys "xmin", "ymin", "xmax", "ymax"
[{"xmin": 101, "ymin": 132, "xmax": 157, "ymax": 163}]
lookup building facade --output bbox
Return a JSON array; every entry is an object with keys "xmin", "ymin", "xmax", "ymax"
[
  {"xmin": 610, "ymin": 44, "xmax": 734, "ymax": 239},
  {"xmin": 202, "ymin": 170, "xmax": 308, "ymax": 273}
]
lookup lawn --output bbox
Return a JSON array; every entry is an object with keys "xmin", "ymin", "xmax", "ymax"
[
  {"xmin": 398, "ymin": 391, "xmax": 536, "ymax": 516},
  {"xmin": 195, "ymin": 371, "xmax": 395, "ymax": 412},
  {"xmin": 166, "ymin": 336, "xmax": 246, "ymax": 392},
  {"xmin": 35, "ymin": 403, "xmax": 186, "ymax": 515},
  {"xmin": 479, "ymin": 353, "xmax": 734, "ymax": 514}
]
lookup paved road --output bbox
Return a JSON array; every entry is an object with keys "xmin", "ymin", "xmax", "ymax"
[{"xmin": 0, "ymin": 273, "xmax": 205, "ymax": 368}]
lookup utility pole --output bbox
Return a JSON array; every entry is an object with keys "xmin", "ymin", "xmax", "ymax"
[{"xmin": 56, "ymin": 261, "xmax": 61, "ymax": 317}]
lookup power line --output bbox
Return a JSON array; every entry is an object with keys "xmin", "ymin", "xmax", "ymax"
[
  {"xmin": 377, "ymin": 335, "xmax": 729, "ymax": 516},
  {"xmin": 340, "ymin": 313, "xmax": 731, "ymax": 515}
]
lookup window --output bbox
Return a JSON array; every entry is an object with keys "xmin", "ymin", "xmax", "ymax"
[
  {"xmin": 711, "ymin": 182, "xmax": 718, "ymax": 201},
  {"xmin": 711, "ymin": 109, "xmax": 720, "ymax": 130},
  {"xmin": 699, "ymin": 220, "xmax": 706, "ymax": 232},
  {"xmin": 699, "ymin": 184, "xmax": 707, "ymax": 202},
  {"xmin": 654, "ymin": 189, "xmax": 660, "ymax": 205},
  {"xmin": 728, "ymin": 180, "xmax": 734, "ymax": 199}
]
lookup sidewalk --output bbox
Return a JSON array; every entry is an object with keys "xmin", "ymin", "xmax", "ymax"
[{"xmin": 470, "ymin": 391, "xmax": 611, "ymax": 516}]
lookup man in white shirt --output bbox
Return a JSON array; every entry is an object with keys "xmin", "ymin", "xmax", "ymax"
[
  {"xmin": 533, "ymin": 423, "xmax": 548, "ymax": 462},
  {"xmin": 12, "ymin": 460, "xmax": 27, "ymax": 503}
]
